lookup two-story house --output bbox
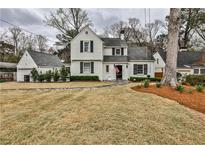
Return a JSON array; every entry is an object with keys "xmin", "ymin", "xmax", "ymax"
[{"xmin": 70, "ymin": 26, "xmax": 155, "ymax": 81}]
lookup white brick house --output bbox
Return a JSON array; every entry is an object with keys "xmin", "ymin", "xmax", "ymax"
[{"xmin": 70, "ymin": 26, "xmax": 155, "ymax": 81}]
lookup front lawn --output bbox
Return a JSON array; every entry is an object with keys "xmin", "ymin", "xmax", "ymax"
[
  {"xmin": 1, "ymin": 83, "xmax": 205, "ymax": 144},
  {"xmin": 0, "ymin": 81, "xmax": 114, "ymax": 90}
]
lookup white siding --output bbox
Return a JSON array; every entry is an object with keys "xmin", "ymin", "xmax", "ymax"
[
  {"xmin": 103, "ymin": 63, "xmax": 129, "ymax": 80},
  {"xmin": 103, "ymin": 47, "xmax": 128, "ymax": 56},
  {"xmin": 153, "ymin": 52, "xmax": 165, "ymax": 73},
  {"xmin": 129, "ymin": 61, "xmax": 155, "ymax": 78},
  {"xmin": 71, "ymin": 27, "xmax": 103, "ymax": 61},
  {"xmin": 17, "ymin": 51, "xmax": 37, "ymax": 82},
  {"xmin": 71, "ymin": 61, "xmax": 103, "ymax": 80}
]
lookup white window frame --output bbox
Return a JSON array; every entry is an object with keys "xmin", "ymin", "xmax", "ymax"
[
  {"xmin": 83, "ymin": 62, "xmax": 91, "ymax": 73},
  {"xmin": 115, "ymin": 48, "xmax": 121, "ymax": 56},
  {"xmin": 83, "ymin": 41, "xmax": 90, "ymax": 52}
]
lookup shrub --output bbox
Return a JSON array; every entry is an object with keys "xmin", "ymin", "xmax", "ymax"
[
  {"xmin": 187, "ymin": 89, "xmax": 193, "ymax": 94},
  {"xmin": 53, "ymin": 69, "xmax": 60, "ymax": 82},
  {"xmin": 70, "ymin": 76, "xmax": 99, "ymax": 81},
  {"xmin": 60, "ymin": 65, "xmax": 69, "ymax": 82},
  {"xmin": 44, "ymin": 70, "xmax": 52, "ymax": 82},
  {"xmin": 38, "ymin": 72, "xmax": 45, "ymax": 82},
  {"xmin": 156, "ymin": 82, "xmax": 161, "ymax": 88},
  {"xmin": 195, "ymin": 85, "xmax": 204, "ymax": 92},
  {"xmin": 129, "ymin": 77, "xmax": 161, "ymax": 82},
  {"xmin": 186, "ymin": 75, "xmax": 205, "ymax": 86},
  {"xmin": 31, "ymin": 68, "xmax": 38, "ymax": 82},
  {"xmin": 0, "ymin": 79, "xmax": 6, "ymax": 83},
  {"xmin": 143, "ymin": 79, "xmax": 150, "ymax": 88},
  {"xmin": 176, "ymin": 85, "xmax": 184, "ymax": 93}
]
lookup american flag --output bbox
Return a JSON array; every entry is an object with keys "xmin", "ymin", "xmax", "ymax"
[{"xmin": 114, "ymin": 65, "xmax": 120, "ymax": 73}]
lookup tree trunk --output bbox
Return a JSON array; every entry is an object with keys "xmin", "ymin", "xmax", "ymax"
[{"xmin": 161, "ymin": 8, "xmax": 181, "ymax": 87}]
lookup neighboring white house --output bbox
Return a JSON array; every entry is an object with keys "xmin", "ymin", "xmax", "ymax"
[
  {"xmin": 70, "ymin": 26, "xmax": 155, "ymax": 81},
  {"xmin": 153, "ymin": 50, "xmax": 205, "ymax": 77},
  {"xmin": 17, "ymin": 50, "xmax": 63, "ymax": 82}
]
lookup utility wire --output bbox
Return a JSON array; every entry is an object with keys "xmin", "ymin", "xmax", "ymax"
[{"xmin": 0, "ymin": 18, "xmax": 56, "ymax": 43}]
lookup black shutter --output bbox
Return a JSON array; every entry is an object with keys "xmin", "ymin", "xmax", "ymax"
[
  {"xmin": 91, "ymin": 62, "xmax": 94, "ymax": 73},
  {"xmin": 121, "ymin": 48, "xmax": 124, "ymax": 55},
  {"xmin": 112, "ymin": 48, "xmax": 115, "ymax": 55},
  {"xmin": 80, "ymin": 41, "xmax": 83, "ymax": 52},
  {"xmin": 80, "ymin": 62, "xmax": 83, "ymax": 73},
  {"xmin": 134, "ymin": 64, "xmax": 137, "ymax": 75},
  {"xmin": 90, "ymin": 41, "xmax": 93, "ymax": 52},
  {"xmin": 144, "ymin": 64, "xmax": 148, "ymax": 75}
]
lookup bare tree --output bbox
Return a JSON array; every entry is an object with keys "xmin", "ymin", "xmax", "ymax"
[
  {"xmin": 9, "ymin": 27, "xmax": 22, "ymax": 55},
  {"xmin": 161, "ymin": 8, "xmax": 181, "ymax": 87},
  {"xmin": 35, "ymin": 35, "xmax": 48, "ymax": 52},
  {"xmin": 45, "ymin": 8, "xmax": 91, "ymax": 44}
]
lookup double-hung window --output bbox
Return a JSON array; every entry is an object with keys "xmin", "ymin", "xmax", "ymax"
[
  {"xmin": 83, "ymin": 62, "xmax": 91, "ymax": 73},
  {"xmin": 200, "ymin": 69, "xmax": 205, "ymax": 74},
  {"xmin": 84, "ymin": 41, "xmax": 89, "ymax": 52},
  {"xmin": 115, "ymin": 49, "xmax": 121, "ymax": 56},
  {"xmin": 133, "ymin": 64, "xmax": 148, "ymax": 75},
  {"xmin": 194, "ymin": 69, "xmax": 199, "ymax": 74},
  {"xmin": 137, "ymin": 65, "xmax": 143, "ymax": 74}
]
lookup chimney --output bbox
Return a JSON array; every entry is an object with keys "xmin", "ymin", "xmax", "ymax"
[{"xmin": 120, "ymin": 30, "xmax": 125, "ymax": 40}]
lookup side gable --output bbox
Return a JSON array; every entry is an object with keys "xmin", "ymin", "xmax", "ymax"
[
  {"xmin": 17, "ymin": 51, "xmax": 38, "ymax": 68},
  {"xmin": 153, "ymin": 51, "xmax": 166, "ymax": 68}
]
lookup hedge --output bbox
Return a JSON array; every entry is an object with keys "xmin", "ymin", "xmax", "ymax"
[
  {"xmin": 70, "ymin": 76, "xmax": 99, "ymax": 81},
  {"xmin": 186, "ymin": 75, "xmax": 205, "ymax": 86},
  {"xmin": 129, "ymin": 76, "xmax": 161, "ymax": 82}
]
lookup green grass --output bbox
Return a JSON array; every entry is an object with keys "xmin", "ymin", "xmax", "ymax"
[{"xmin": 0, "ymin": 83, "xmax": 205, "ymax": 144}]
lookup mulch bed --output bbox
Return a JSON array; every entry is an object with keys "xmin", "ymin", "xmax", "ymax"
[{"xmin": 131, "ymin": 85, "xmax": 205, "ymax": 114}]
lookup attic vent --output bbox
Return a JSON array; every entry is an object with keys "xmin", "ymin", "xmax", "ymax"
[{"xmin": 85, "ymin": 31, "xmax": 88, "ymax": 34}]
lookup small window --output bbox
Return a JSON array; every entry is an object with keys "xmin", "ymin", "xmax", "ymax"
[
  {"xmin": 115, "ymin": 49, "xmax": 121, "ymax": 55},
  {"xmin": 83, "ymin": 62, "xmax": 91, "ymax": 73},
  {"xmin": 85, "ymin": 31, "xmax": 88, "ymax": 34},
  {"xmin": 84, "ymin": 41, "xmax": 89, "ymax": 52},
  {"xmin": 106, "ymin": 65, "xmax": 109, "ymax": 73},
  {"xmin": 137, "ymin": 65, "xmax": 143, "ymax": 74},
  {"xmin": 157, "ymin": 58, "xmax": 159, "ymax": 64},
  {"xmin": 200, "ymin": 69, "xmax": 205, "ymax": 74},
  {"xmin": 194, "ymin": 69, "xmax": 199, "ymax": 74}
]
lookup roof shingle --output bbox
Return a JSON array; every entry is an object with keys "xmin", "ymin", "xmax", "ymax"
[{"xmin": 28, "ymin": 50, "xmax": 63, "ymax": 67}]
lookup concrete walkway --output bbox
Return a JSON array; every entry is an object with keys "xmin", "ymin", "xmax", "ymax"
[{"xmin": 1, "ymin": 80, "xmax": 128, "ymax": 91}]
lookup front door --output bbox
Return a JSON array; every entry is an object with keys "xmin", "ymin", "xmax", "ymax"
[
  {"xmin": 24, "ymin": 75, "xmax": 30, "ymax": 82},
  {"xmin": 116, "ymin": 65, "xmax": 122, "ymax": 80}
]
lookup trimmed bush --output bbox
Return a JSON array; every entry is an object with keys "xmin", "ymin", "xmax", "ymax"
[
  {"xmin": 44, "ymin": 70, "xmax": 52, "ymax": 82},
  {"xmin": 0, "ymin": 79, "xmax": 6, "ymax": 83},
  {"xmin": 156, "ymin": 82, "xmax": 161, "ymax": 88},
  {"xmin": 176, "ymin": 85, "xmax": 184, "ymax": 93},
  {"xmin": 70, "ymin": 76, "xmax": 99, "ymax": 81},
  {"xmin": 195, "ymin": 85, "xmax": 204, "ymax": 92},
  {"xmin": 31, "ymin": 68, "xmax": 38, "ymax": 82},
  {"xmin": 38, "ymin": 72, "xmax": 45, "ymax": 82},
  {"xmin": 53, "ymin": 69, "xmax": 60, "ymax": 82},
  {"xmin": 129, "ymin": 77, "xmax": 161, "ymax": 82},
  {"xmin": 186, "ymin": 75, "xmax": 205, "ymax": 86},
  {"xmin": 60, "ymin": 65, "xmax": 69, "ymax": 82},
  {"xmin": 143, "ymin": 79, "xmax": 150, "ymax": 88}
]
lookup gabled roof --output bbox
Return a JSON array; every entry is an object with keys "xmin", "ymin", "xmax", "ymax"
[
  {"xmin": 100, "ymin": 38, "xmax": 127, "ymax": 47},
  {"xmin": 128, "ymin": 47, "xmax": 154, "ymax": 61},
  {"xmin": 104, "ymin": 56, "xmax": 128, "ymax": 62},
  {"xmin": 158, "ymin": 50, "xmax": 205, "ymax": 68},
  {"xmin": 27, "ymin": 50, "xmax": 63, "ymax": 67}
]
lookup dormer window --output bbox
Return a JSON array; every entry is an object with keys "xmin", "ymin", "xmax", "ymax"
[
  {"xmin": 84, "ymin": 41, "xmax": 89, "ymax": 52},
  {"xmin": 112, "ymin": 48, "xmax": 124, "ymax": 56},
  {"xmin": 115, "ymin": 49, "xmax": 121, "ymax": 55}
]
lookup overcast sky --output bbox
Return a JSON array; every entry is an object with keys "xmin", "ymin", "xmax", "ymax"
[{"xmin": 0, "ymin": 8, "xmax": 169, "ymax": 46}]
